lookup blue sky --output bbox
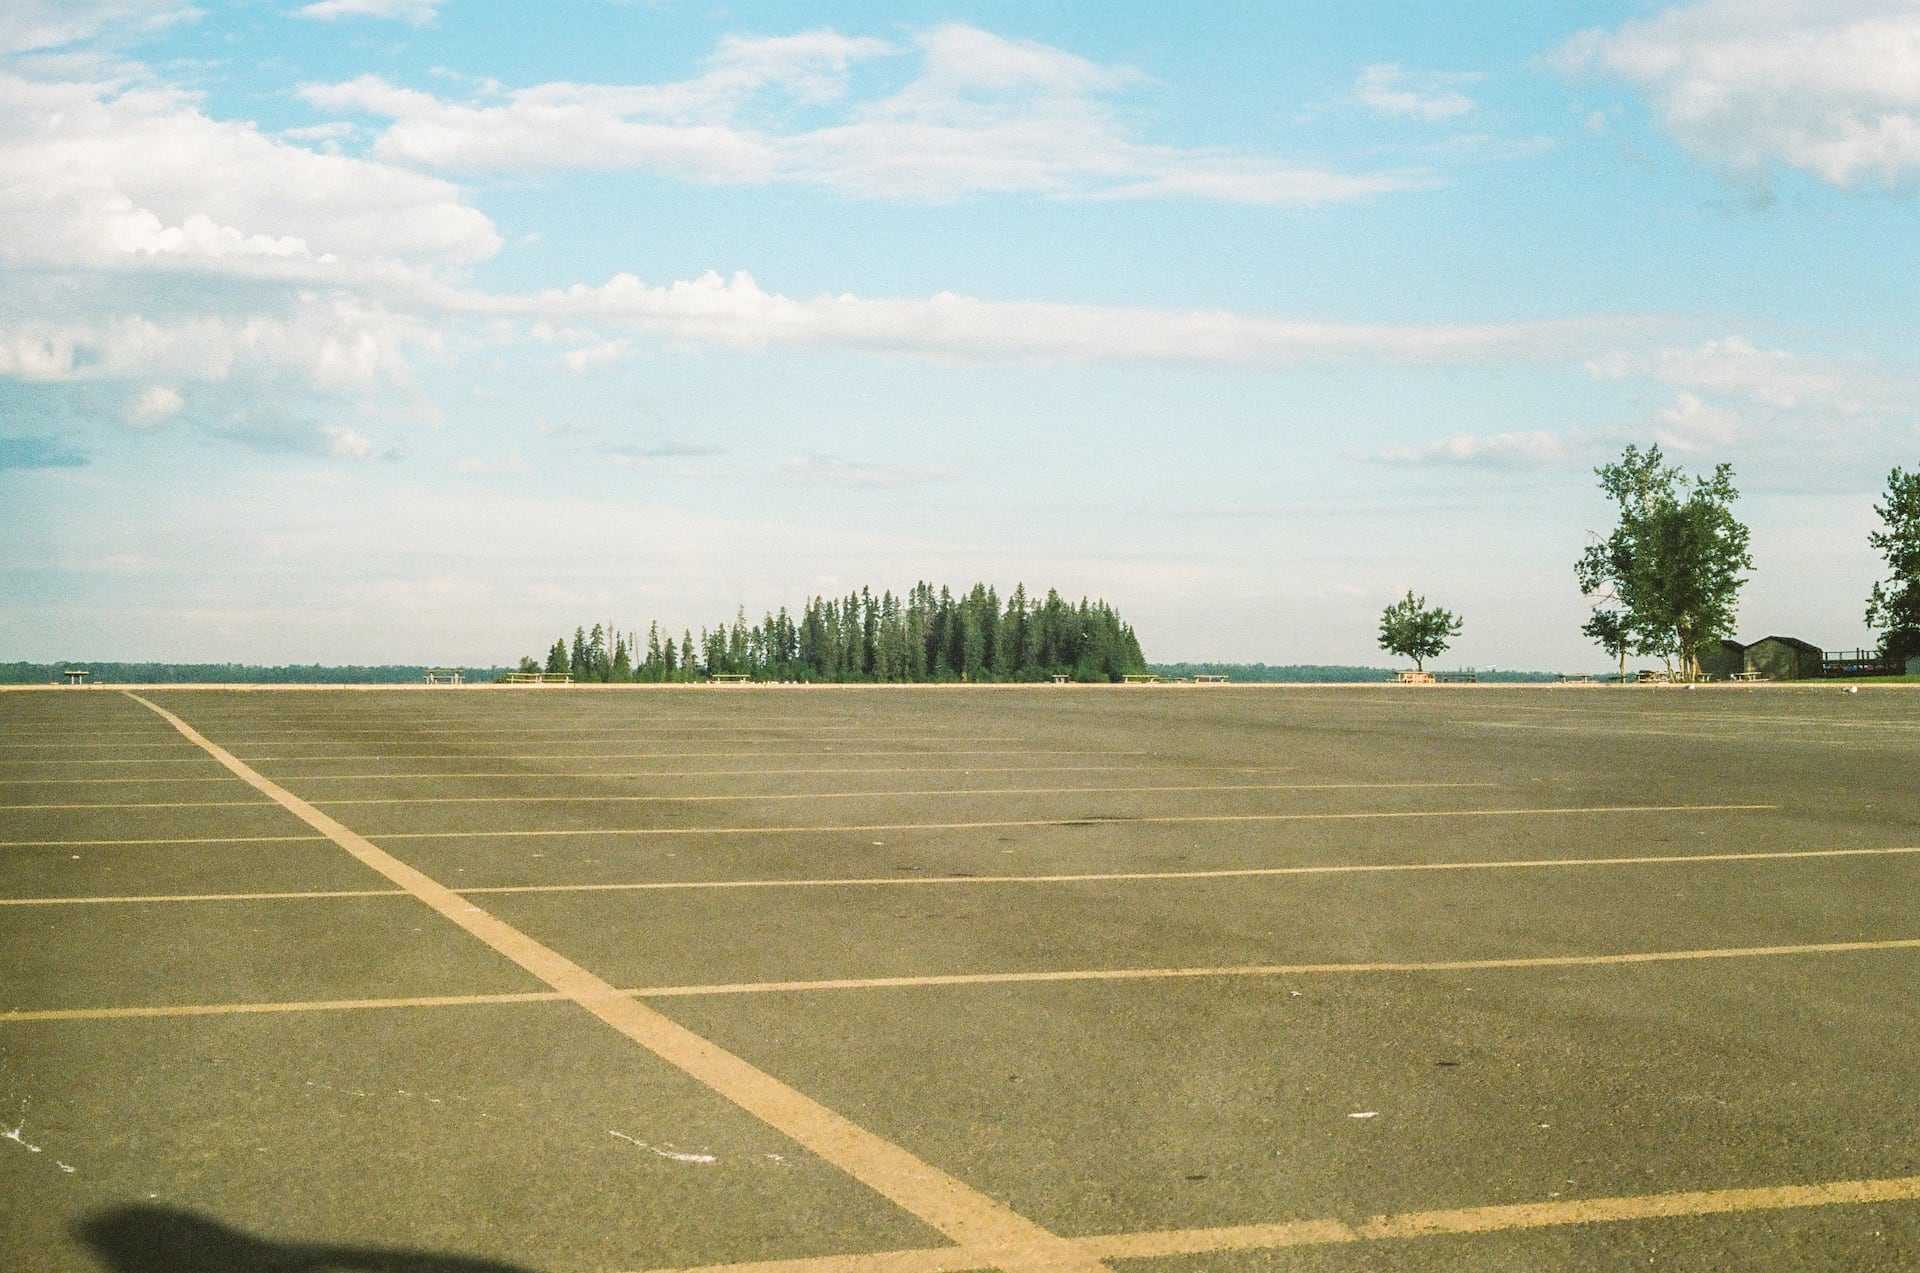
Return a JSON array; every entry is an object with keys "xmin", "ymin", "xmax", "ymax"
[{"xmin": 1, "ymin": 0, "xmax": 1916, "ymax": 667}]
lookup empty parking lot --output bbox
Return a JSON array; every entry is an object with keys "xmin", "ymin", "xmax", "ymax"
[{"xmin": 4, "ymin": 683, "xmax": 1919, "ymax": 1271}]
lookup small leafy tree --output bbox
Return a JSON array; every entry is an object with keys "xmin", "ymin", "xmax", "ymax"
[
  {"xmin": 1581, "ymin": 608, "xmax": 1632, "ymax": 682},
  {"xmin": 1865, "ymin": 467, "xmax": 1920, "ymax": 662},
  {"xmin": 516, "ymin": 655, "xmax": 540, "ymax": 674},
  {"xmin": 1378, "ymin": 590, "xmax": 1463, "ymax": 671},
  {"xmin": 1575, "ymin": 445, "xmax": 1752, "ymax": 680}
]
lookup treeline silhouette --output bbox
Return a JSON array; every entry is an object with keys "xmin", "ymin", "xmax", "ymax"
[
  {"xmin": 534, "ymin": 583, "xmax": 1147, "ymax": 683},
  {"xmin": 1148, "ymin": 662, "xmax": 1562, "ymax": 683},
  {"xmin": 0, "ymin": 662, "xmax": 509, "ymax": 685}
]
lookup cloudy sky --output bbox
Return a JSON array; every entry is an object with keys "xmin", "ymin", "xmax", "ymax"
[{"xmin": 2, "ymin": 0, "xmax": 1916, "ymax": 668}]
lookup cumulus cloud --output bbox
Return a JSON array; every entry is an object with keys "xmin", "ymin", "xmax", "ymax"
[
  {"xmin": 196, "ymin": 407, "xmax": 392, "ymax": 460},
  {"xmin": 1588, "ymin": 335, "xmax": 1870, "ymax": 412},
  {"xmin": 322, "ymin": 424, "xmax": 376, "ymax": 459},
  {"xmin": 1374, "ymin": 430, "xmax": 1574, "ymax": 467},
  {"xmin": 463, "ymin": 269, "xmax": 1628, "ymax": 368},
  {"xmin": 0, "ymin": 70, "xmax": 500, "ymax": 283},
  {"xmin": 299, "ymin": 24, "xmax": 1429, "ymax": 205},
  {"xmin": 1652, "ymin": 391, "xmax": 1740, "ymax": 452},
  {"xmin": 1354, "ymin": 64, "xmax": 1481, "ymax": 121},
  {"xmin": 295, "ymin": 0, "xmax": 441, "ymax": 25},
  {"xmin": 1556, "ymin": 0, "xmax": 1920, "ymax": 186},
  {"xmin": 124, "ymin": 383, "xmax": 183, "ymax": 425},
  {"xmin": 0, "ymin": 299, "xmax": 434, "ymax": 388},
  {"xmin": 561, "ymin": 339, "xmax": 629, "ymax": 373},
  {"xmin": 0, "ymin": 1, "xmax": 198, "ymax": 55}
]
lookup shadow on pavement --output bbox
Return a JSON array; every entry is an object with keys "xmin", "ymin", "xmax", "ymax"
[{"xmin": 78, "ymin": 1205, "xmax": 541, "ymax": 1272}]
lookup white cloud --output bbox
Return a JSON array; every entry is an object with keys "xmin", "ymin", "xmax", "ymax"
[
  {"xmin": 562, "ymin": 339, "xmax": 629, "ymax": 373},
  {"xmin": 0, "ymin": 299, "xmax": 434, "ymax": 388},
  {"xmin": 1354, "ymin": 63, "xmax": 1481, "ymax": 121},
  {"xmin": 299, "ymin": 25, "xmax": 1428, "ymax": 205},
  {"xmin": 1375, "ymin": 430, "xmax": 1573, "ymax": 467},
  {"xmin": 463, "ymin": 269, "xmax": 1626, "ymax": 368},
  {"xmin": 283, "ymin": 121, "xmax": 356, "ymax": 144},
  {"xmin": 1588, "ymin": 335, "xmax": 1869, "ymax": 412},
  {"xmin": 323, "ymin": 424, "xmax": 376, "ymax": 459},
  {"xmin": 295, "ymin": 0, "xmax": 441, "ymax": 26},
  {"xmin": 1556, "ymin": 0, "xmax": 1920, "ymax": 186},
  {"xmin": 0, "ymin": 70, "xmax": 500, "ymax": 282},
  {"xmin": 125, "ymin": 383, "xmax": 183, "ymax": 425},
  {"xmin": 0, "ymin": 1, "xmax": 198, "ymax": 54},
  {"xmin": 1652, "ymin": 391, "xmax": 1740, "ymax": 452}
]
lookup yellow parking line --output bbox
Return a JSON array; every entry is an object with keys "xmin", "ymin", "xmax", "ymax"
[
  {"xmin": 369, "ymin": 803, "xmax": 1779, "ymax": 840},
  {"xmin": 0, "ymin": 834, "xmax": 328, "ymax": 847},
  {"xmin": 8, "ymin": 843, "xmax": 1911, "ymax": 906},
  {"xmin": 626, "ymin": 1174, "xmax": 1920, "ymax": 1273},
  {"xmin": 10, "ymin": 935, "xmax": 1915, "ymax": 1022},
  {"xmin": 312, "ymin": 781, "xmax": 1491, "ymax": 807},
  {"xmin": 122, "ymin": 691, "xmax": 1110, "ymax": 1273}
]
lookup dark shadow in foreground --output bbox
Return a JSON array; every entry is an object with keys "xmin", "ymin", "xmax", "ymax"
[{"xmin": 78, "ymin": 1205, "xmax": 541, "ymax": 1273}]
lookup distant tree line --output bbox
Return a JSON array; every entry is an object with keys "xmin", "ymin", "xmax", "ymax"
[
  {"xmin": 1149, "ymin": 662, "xmax": 1559, "ymax": 683},
  {"xmin": 528, "ymin": 583, "xmax": 1147, "ymax": 683},
  {"xmin": 0, "ymin": 663, "xmax": 510, "ymax": 685}
]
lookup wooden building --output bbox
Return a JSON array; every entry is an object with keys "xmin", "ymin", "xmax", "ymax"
[{"xmin": 1743, "ymin": 636, "xmax": 1824, "ymax": 681}]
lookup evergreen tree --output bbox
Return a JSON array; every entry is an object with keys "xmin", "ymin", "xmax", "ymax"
[
  {"xmin": 645, "ymin": 623, "xmax": 664, "ymax": 682},
  {"xmin": 532, "ymin": 582, "xmax": 1149, "ymax": 684},
  {"xmin": 587, "ymin": 623, "xmax": 609, "ymax": 682}
]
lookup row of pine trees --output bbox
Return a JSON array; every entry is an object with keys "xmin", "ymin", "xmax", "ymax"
[{"xmin": 523, "ymin": 583, "xmax": 1148, "ymax": 683}]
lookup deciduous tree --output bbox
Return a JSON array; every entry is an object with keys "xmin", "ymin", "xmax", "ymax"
[
  {"xmin": 1378, "ymin": 591, "xmax": 1463, "ymax": 671},
  {"xmin": 1575, "ymin": 445, "xmax": 1752, "ymax": 680},
  {"xmin": 1866, "ymin": 467, "xmax": 1920, "ymax": 662}
]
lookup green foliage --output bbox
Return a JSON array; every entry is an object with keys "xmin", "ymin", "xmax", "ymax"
[
  {"xmin": 538, "ymin": 582, "xmax": 1148, "ymax": 684},
  {"xmin": 1865, "ymin": 467, "xmax": 1920, "ymax": 661},
  {"xmin": 1377, "ymin": 590, "xmax": 1463, "ymax": 671},
  {"xmin": 1576, "ymin": 444, "xmax": 1753, "ymax": 678},
  {"xmin": 1580, "ymin": 608, "xmax": 1632, "ymax": 680}
]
